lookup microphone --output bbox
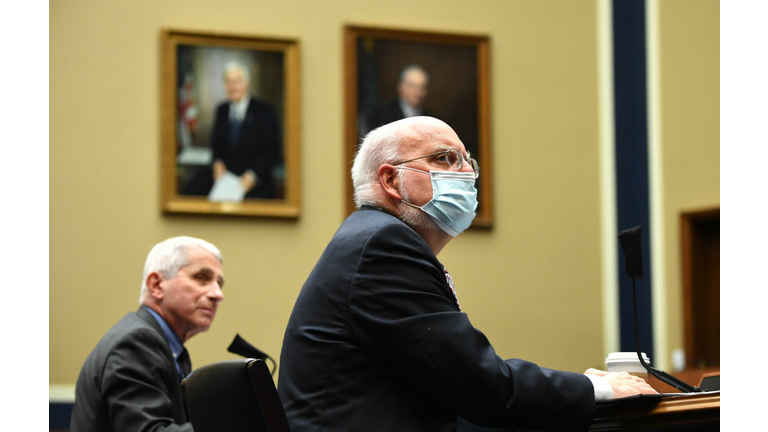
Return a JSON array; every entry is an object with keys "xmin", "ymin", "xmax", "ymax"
[
  {"xmin": 618, "ymin": 226, "xmax": 643, "ymax": 279},
  {"xmin": 618, "ymin": 226, "xmax": 701, "ymax": 393},
  {"xmin": 227, "ymin": 333, "xmax": 277, "ymax": 376}
]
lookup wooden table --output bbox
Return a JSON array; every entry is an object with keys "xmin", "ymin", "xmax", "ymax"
[{"xmin": 590, "ymin": 391, "xmax": 720, "ymax": 431}]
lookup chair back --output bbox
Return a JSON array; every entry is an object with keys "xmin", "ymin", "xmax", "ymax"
[{"xmin": 181, "ymin": 358, "xmax": 290, "ymax": 432}]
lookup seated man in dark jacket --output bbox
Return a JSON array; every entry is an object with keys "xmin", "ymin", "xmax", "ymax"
[
  {"xmin": 71, "ymin": 236, "xmax": 225, "ymax": 432},
  {"xmin": 278, "ymin": 116, "xmax": 656, "ymax": 432}
]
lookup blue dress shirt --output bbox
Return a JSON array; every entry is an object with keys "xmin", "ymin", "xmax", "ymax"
[{"xmin": 144, "ymin": 307, "xmax": 186, "ymax": 378}]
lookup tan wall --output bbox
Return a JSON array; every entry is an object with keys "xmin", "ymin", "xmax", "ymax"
[
  {"xmin": 50, "ymin": 0, "xmax": 718, "ymax": 385},
  {"xmin": 658, "ymin": 0, "xmax": 720, "ymax": 366}
]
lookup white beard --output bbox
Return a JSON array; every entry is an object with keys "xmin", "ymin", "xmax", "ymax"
[{"xmin": 397, "ymin": 171, "xmax": 440, "ymax": 233}]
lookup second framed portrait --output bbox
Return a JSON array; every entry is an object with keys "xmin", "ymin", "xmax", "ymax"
[
  {"xmin": 344, "ymin": 25, "xmax": 492, "ymax": 228},
  {"xmin": 161, "ymin": 29, "xmax": 300, "ymax": 218}
]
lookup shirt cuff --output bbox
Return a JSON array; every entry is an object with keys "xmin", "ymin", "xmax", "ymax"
[{"xmin": 586, "ymin": 374, "xmax": 614, "ymax": 401}]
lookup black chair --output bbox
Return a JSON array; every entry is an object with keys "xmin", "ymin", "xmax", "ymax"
[{"xmin": 181, "ymin": 358, "xmax": 290, "ymax": 432}]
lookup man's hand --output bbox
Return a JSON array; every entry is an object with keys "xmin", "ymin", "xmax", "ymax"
[
  {"xmin": 584, "ymin": 368, "xmax": 658, "ymax": 398},
  {"xmin": 240, "ymin": 171, "xmax": 257, "ymax": 192},
  {"xmin": 213, "ymin": 160, "xmax": 226, "ymax": 180}
]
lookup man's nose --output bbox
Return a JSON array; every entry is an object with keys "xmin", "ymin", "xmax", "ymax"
[
  {"xmin": 460, "ymin": 159, "xmax": 474, "ymax": 174},
  {"xmin": 210, "ymin": 283, "xmax": 224, "ymax": 301}
]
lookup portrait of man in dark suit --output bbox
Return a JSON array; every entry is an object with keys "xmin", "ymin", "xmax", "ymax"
[
  {"xmin": 174, "ymin": 46, "xmax": 286, "ymax": 202},
  {"xmin": 209, "ymin": 61, "xmax": 283, "ymax": 200},
  {"xmin": 162, "ymin": 31, "xmax": 301, "ymax": 218}
]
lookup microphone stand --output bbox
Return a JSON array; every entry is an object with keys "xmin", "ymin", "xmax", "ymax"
[{"xmin": 631, "ymin": 278, "xmax": 701, "ymax": 393}]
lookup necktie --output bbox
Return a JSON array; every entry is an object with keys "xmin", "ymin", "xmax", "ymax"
[
  {"xmin": 178, "ymin": 348, "xmax": 192, "ymax": 378},
  {"xmin": 443, "ymin": 267, "xmax": 461, "ymax": 310},
  {"xmin": 229, "ymin": 119, "xmax": 242, "ymax": 148}
]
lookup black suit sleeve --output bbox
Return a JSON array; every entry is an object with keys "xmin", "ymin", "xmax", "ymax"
[
  {"xmin": 347, "ymin": 223, "xmax": 595, "ymax": 431},
  {"xmin": 210, "ymin": 103, "xmax": 227, "ymax": 165},
  {"xmin": 101, "ymin": 328, "xmax": 193, "ymax": 432},
  {"xmin": 246, "ymin": 103, "xmax": 281, "ymax": 182}
]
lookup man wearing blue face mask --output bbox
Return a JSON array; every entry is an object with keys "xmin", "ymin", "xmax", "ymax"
[{"xmin": 278, "ymin": 116, "xmax": 656, "ymax": 432}]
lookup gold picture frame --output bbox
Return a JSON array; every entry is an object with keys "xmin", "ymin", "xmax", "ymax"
[
  {"xmin": 343, "ymin": 25, "xmax": 492, "ymax": 228},
  {"xmin": 161, "ymin": 29, "xmax": 300, "ymax": 218}
]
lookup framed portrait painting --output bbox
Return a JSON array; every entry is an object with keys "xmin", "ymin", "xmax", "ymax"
[
  {"xmin": 161, "ymin": 29, "xmax": 300, "ymax": 218},
  {"xmin": 344, "ymin": 25, "xmax": 492, "ymax": 228}
]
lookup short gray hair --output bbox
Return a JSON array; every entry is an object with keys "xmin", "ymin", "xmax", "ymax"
[
  {"xmin": 139, "ymin": 236, "xmax": 223, "ymax": 304},
  {"xmin": 351, "ymin": 123, "xmax": 403, "ymax": 209},
  {"xmin": 223, "ymin": 61, "xmax": 250, "ymax": 84},
  {"xmin": 399, "ymin": 64, "xmax": 429, "ymax": 84}
]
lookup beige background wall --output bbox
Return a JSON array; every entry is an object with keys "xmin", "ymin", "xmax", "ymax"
[
  {"xmin": 658, "ymin": 0, "xmax": 720, "ymax": 366},
  {"xmin": 50, "ymin": 0, "xmax": 719, "ymax": 385}
]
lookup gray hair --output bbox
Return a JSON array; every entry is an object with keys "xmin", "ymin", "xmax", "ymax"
[
  {"xmin": 399, "ymin": 64, "xmax": 429, "ymax": 84},
  {"xmin": 139, "ymin": 236, "xmax": 223, "ymax": 305},
  {"xmin": 223, "ymin": 61, "xmax": 250, "ymax": 84},
  {"xmin": 351, "ymin": 123, "xmax": 404, "ymax": 209}
]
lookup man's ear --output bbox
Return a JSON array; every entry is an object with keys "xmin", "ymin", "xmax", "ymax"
[
  {"xmin": 377, "ymin": 164, "xmax": 402, "ymax": 201},
  {"xmin": 145, "ymin": 272, "xmax": 165, "ymax": 301}
]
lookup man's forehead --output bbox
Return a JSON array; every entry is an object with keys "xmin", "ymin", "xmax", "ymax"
[
  {"xmin": 403, "ymin": 69, "xmax": 426, "ymax": 82},
  {"xmin": 225, "ymin": 68, "xmax": 245, "ymax": 79},
  {"xmin": 398, "ymin": 123, "xmax": 465, "ymax": 155}
]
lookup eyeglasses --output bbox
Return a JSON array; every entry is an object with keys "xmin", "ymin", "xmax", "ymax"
[{"xmin": 392, "ymin": 148, "xmax": 480, "ymax": 179}]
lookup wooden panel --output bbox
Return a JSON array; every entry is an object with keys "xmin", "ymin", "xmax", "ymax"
[{"xmin": 591, "ymin": 392, "xmax": 720, "ymax": 431}]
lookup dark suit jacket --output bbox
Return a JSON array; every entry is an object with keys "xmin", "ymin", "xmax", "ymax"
[
  {"xmin": 70, "ymin": 306, "xmax": 192, "ymax": 432},
  {"xmin": 211, "ymin": 97, "xmax": 282, "ymax": 199},
  {"xmin": 278, "ymin": 206, "xmax": 596, "ymax": 432},
  {"xmin": 366, "ymin": 99, "xmax": 435, "ymax": 132}
]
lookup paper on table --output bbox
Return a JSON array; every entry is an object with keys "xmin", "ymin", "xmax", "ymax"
[{"xmin": 208, "ymin": 171, "xmax": 246, "ymax": 202}]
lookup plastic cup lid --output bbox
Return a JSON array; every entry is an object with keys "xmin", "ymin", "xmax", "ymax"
[{"xmin": 606, "ymin": 352, "xmax": 650, "ymax": 363}]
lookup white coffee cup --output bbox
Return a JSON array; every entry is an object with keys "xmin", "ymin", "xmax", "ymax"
[{"xmin": 605, "ymin": 352, "xmax": 650, "ymax": 380}]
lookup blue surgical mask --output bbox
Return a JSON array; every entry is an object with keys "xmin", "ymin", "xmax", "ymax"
[{"xmin": 398, "ymin": 167, "xmax": 478, "ymax": 237}]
